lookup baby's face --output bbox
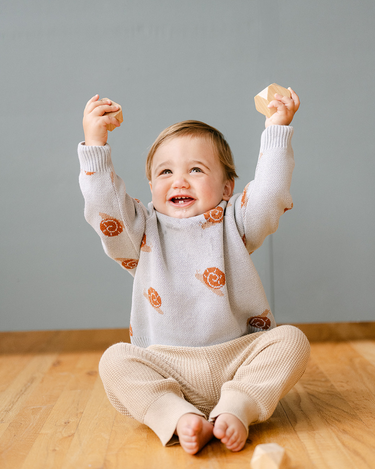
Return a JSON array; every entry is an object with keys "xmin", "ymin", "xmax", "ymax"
[{"xmin": 149, "ymin": 136, "xmax": 234, "ymax": 219}]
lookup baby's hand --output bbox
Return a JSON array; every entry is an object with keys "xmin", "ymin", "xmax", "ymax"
[
  {"xmin": 265, "ymin": 88, "xmax": 300, "ymax": 128},
  {"xmin": 83, "ymin": 95, "xmax": 121, "ymax": 146}
]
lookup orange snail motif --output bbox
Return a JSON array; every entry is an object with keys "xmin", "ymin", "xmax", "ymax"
[
  {"xmin": 203, "ymin": 267, "xmax": 226, "ymax": 289},
  {"xmin": 116, "ymin": 258, "xmax": 139, "ymax": 270},
  {"xmin": 202, "ymin": 207, "xmax": 224, "ymax": 229},
  {"xmin": 144, "ymin": 287, "xmax": 163, "ymax": 314},
  {"xmin": 247, "ymin": 309, "xmax": 272, "ymax": 331},
  {"xmin": 148, "ymin": 287, "xmax": 162, "ymax": 308},
  {"xmin": 205, "ymin": 207, "xmax": 224, "ymax": 223},
  {"xmin": 141, "ymin": 234, "xmax": 146, "ymax": 248},
  {"xmin": 85, "ymin": 171, "xmax": 95, "ymax": 176},
  {"xmin": 99, "ymin": 213, "xmax": 124, "ymax": 237},
  {"xmin": 140, "ymin": 234, "xmax": 152, "ymax": 252},
  {"xmin": 196, "ymin": 267, "xmax": 226, "ymax": 296}
]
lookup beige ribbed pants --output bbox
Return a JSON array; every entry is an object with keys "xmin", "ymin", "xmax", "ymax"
[{"xmin": 99, "ymin": 325, "xmax": 310, "ymax": 446}]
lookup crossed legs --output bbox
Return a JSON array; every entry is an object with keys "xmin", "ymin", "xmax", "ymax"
[{"xmin": 99, "ymin": 326, "xmax": 310, "ymax": 454}]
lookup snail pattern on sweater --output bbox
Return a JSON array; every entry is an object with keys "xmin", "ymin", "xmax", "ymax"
[
  {"xmin": 195, "ymin": 267, "xmax": 226, "ymax": 296},
  {"xmin": 143, "ymin": 287, "xmax": 163, "ymax": 314},
  {"xmin": 115, "ymin": 258, "xmax": 139, "ymax": 270},
  {"xmin": 78, "ymin": 125, "xmax": 295, "ymax": 347},
  {"xmin": 247, "ymin": 309, "xmax": 272, "ymax": 331},
  {"xmin": 201, "ymin": 206, "xmax": 224, "ymax": 229},
  {"xmin": 99, "ymin": 213, "xmax": 124, "ymax": 237},
  {"xmin": 140, "ymin": 234, "xmax": 152, "ymax": 252}
]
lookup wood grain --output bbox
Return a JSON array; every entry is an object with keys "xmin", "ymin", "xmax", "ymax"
[{"xmin": 0, "ymin": 324, "xmax": 374, "ymax": 468}]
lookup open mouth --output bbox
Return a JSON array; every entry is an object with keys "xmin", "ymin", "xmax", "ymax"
[{"xmin": 169, "ymin": 196, "xmax": 195, "ymax": 206}]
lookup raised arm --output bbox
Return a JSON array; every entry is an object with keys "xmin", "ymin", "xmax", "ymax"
[
  {"xmin": 78, "ymin": 96, "xmax": 147, "ymax": 275},
  {"xmin": 236, "ymin": 89, "xmax": 300, "ymax": 253}
]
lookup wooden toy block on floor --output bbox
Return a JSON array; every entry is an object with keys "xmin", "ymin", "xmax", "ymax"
[
  {"xmin": 103, "ymin": 98, "xmax": 123, "ymax": 131},
  {"xmin": 254, "ymin": 83, "xmax": 291, "ymax": 118},
  {"xmin": 250, "ymin": 443, "xmax": 288, "ymax": 469}
]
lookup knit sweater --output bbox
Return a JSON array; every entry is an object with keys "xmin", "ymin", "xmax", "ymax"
[{"xmin": 78, "ymin": 125, "xmax": 295, "ymax": 347}]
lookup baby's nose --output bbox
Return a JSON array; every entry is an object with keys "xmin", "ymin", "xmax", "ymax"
[{"xmin": 172, "ymin": 176, "xmax": 190, "ymax": 189}]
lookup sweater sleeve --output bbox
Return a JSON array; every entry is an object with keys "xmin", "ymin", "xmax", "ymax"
[
  {"xmin": 77, "ymin": 142, "xmax": 147, "ymax": 276},
  {"xmin": 235, "ymin": 125, "xmax": 295, "ymax": 254}
]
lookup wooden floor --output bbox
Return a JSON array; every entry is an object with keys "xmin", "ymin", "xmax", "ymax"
[{"xmin": 1, "ymin": 323, "xmax": 375, "ymax": 468}]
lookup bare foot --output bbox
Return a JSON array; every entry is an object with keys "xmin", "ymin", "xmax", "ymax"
[
  {"xmin": 175, "ymin": 413, "xmax": 214, "ymax": 454},
  {"xmin": 213, "ymin": 413, "xmax": 248, "ymax": 452}
]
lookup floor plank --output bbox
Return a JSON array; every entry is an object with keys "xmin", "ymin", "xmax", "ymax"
[
  {"xmin": 277, "ymin": 371, "xmax": 354, "ymax": 468},
  {"xmin": 0, "ymin": 354, "xmax": 58, "ymax": 438},
  {"xmin": 298, "ymin": 355, "xmax": 375, "ymax": 468},
  {"xmin": 251, "ymin": 403, "xmax": 315, "ymax": 469},
  {"xmin": 20, "ymin": 353, "xmax": 99, "ymax": 469},
  {"xmin": 350, "ymin": 340, "xmax": 375, "ymax": 366},
  {"xmin": 312, "ymin": 341, "xmax": 375, "ymax": 429},
  {"xmin": 0, "ymin": 354, "xmax": 60, "ymax": 468},
  {"xmin": 60, "ymin": 372, "xmax": 117, "ymax": 469}
]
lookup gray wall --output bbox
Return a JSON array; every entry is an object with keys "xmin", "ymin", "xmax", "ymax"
[{"xmin": 1, "ymin": 1, "xmax": 374, "ymax": 331}]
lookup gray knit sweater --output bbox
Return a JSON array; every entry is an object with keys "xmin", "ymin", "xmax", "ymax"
[{"xmin": 78, "ymin": 125, "xmax": 294, "ymax": 347}]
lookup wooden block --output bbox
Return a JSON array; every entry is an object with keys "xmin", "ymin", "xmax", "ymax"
[
  {"xmin": 254, "ymin": 83, "xmax": 291, "ymax": 118},
  {"xmin": 102, "ymin": 98, "xmax": 123, "ymax": 131},
  {"xmin": 250, "ymin": 443, "xmax": 288, "ymax": 469}
]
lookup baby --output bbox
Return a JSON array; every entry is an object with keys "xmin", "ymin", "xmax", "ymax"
[{"xmin": 78, "ymin": 90, "xmax": 310, "ymax": 454}]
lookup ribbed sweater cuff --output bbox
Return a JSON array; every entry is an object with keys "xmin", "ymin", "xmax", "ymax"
[
  {"xmin": 77, "ymin": 141, "xmax": 114, "ymax": 172},
  {"xmin": 260, "ymin": 125, "xmax": 294, "ymax": 150}
]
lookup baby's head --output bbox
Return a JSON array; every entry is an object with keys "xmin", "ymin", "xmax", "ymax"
[{"xmin": 146, "ymin": 120, "xmax": 238, "ymax": 219}]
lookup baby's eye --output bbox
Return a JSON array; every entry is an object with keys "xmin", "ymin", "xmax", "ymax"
[
  {"xmin": 191, "ymin": 167, "xmax": 202, "ymax": 173},
  {"xmin": 160, "ymin": 169, "xmax": 172, "ymax": 175}
]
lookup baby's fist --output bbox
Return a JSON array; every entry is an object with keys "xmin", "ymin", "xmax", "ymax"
[
  {"xmin": 83, "ymin": 95, "xmax": 121, "ymax": 146},
  {"xmin": 265, "ymin": 88, "xmax": 300, "ymax": 128}
]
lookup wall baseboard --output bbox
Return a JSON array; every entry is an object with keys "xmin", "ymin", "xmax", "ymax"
[
  {"xmin": 287, "ymin": 321, "xmax": 375, "ymax": 342},
  {"xmin": 1, "ymin": 322, "xmax": 374, "ymax": 355}
]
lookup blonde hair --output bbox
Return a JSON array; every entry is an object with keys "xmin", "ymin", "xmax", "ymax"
[{"xmin": 146, "ymin": 120, "xmax": 238, "ymax": 181}]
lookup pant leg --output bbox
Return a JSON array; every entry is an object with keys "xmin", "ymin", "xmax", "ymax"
[
  {"xmin": 99, "ymin": 326, "xmax": 310, "ymax": 445},
  {"xmin": 209, "ymin": 325, "xmax": 310, "ymax": 432},
  {"xmin": 99, "ymin": 342, "xmax": 205, "ymax": 446}
]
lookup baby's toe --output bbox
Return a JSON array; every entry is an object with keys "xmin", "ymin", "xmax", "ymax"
[
  {"xmin": 222, "ymin": 426, "xmax": 236, "ymax": 443},
  {"xmin": 185, "ymin": 440, "xmax": 198, "ymax": 450},
  {"xmin": 227, "ymin": 432, "xmax": 247, "ymax": 452},
  {"xmin": 227, "ymin": 441, "xmax": 243, "ymax": 452},
  {"xmin": 224, "ymin": 430, "xmax": 238, "ymax": 445},
  {"xmin": 213, "ymin": 421, "xmax": 228, "ymax": 440}
]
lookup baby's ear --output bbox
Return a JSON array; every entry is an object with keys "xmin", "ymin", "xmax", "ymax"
[
  {"xmin": 223, "ymin": 179, "xmax": 235, "ymax": 201},
  {"xmin": 149, "ymin": 181, "xmax": 153, "ymax": 193}
]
